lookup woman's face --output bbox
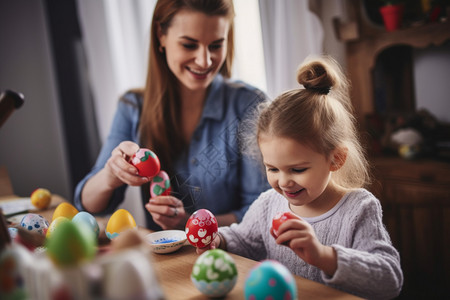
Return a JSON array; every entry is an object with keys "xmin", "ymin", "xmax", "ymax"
[{"xmin": 158, "ymin": 9, "xmax": 230, "ymax": 93}]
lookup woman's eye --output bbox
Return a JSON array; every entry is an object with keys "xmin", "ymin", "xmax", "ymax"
[
  {"xmin": 182, "ymin": 43, "xmax": 197, "ymax": 50},
  {"xmin": 293, "ymin": 168, "xmax": 307, "ymax": 173}
]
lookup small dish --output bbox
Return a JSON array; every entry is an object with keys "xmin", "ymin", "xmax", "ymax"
[{"xmin": 145, "ymin": 230, "xmax": 187, "ymax": 254}]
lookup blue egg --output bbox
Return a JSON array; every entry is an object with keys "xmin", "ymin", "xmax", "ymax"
[
  {"xmin": 244, "ymin": 260, "xmax": 297, "ymax": 300},
  {"xmin": 72, "ymin": 211, "xmax": 100, "ymax": 238}
]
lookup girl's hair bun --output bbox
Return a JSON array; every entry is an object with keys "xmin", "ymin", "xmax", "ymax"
[{"xmin": 296, "ymin": 56, "xmax": 337, "ymax": 95}]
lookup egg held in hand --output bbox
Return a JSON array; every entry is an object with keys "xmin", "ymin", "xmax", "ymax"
[
  {"xmin": 106, "ymin": 209, "xmax": 137, "ymax": 240},
  {"xmin": 271, "ymin": 211, "xmax": 301, "ymax": 237},
  {"xmin": 191, "ymin": 249, "xmax": 238, "ymax": 297},
  {"xmin": 150, "ymin": 170, "xmax": 171, "ymax": 198},
  {"xmin": 244, "ymin": 260, "xmax": 297, "ymax": 300},
  {"xmin": 130, "ymin": 148, "xmax": 161, "ymax": 177},
  {"xmin": 185, "ymin": 209, "xmax": 218, "ymax": 248}
]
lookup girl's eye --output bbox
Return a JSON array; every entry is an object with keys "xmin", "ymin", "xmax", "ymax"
[
  {"xmin": 209, "ymin": 44, "xmax": 222, "ymax": 51},
  {"xmin": 292, "ymin": 168, "xmax": 307, "ymax": 173},
  {"xmin": 266, "ymin": 167, "xmax": 278, "ymax": 172}
]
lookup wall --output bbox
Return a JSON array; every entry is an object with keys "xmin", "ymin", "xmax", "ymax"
[
  {"xmin": 414, "ymin": 41, "xmax": 450, "ymax": 123},
  {"xmin": 0, "ymin": 0, "xmax": 71, "ymax": 199}
]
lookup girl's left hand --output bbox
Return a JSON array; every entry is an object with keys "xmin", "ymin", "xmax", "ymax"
[
  {"xmin": 274, "ymin": 218, "xmax": 337, "ymax": 276},
  {"xmin": 145, "ymin": 196, "xmax": 186, "ymax": 230}
]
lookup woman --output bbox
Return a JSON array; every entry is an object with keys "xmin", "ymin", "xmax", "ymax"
[{"xmin": 73, "ymin": 0, "xmax": 270, "ymax": 230}]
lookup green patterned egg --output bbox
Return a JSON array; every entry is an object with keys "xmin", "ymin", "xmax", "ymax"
[{"xmin": 191, "ymin": 249, "xmax": 238, "ymax": 297}]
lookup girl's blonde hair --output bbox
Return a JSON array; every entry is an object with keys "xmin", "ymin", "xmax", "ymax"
[{"xmin": 256, "ymin": 55, "xmax": 370, "ymax": 188}]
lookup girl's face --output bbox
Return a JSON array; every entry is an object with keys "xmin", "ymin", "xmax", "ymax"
[
  {"xmin": 158, "ymin": 9, "xmax": 229, "ymax": 93},
  {"xmin": 259, "ymin": 134, "xmax": 335, "ymax": 209}
]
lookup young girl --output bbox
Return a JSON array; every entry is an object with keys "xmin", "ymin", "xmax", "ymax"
[{"xmin": 199, "ymin": 55, "xmax": 403, "ymax": 299}]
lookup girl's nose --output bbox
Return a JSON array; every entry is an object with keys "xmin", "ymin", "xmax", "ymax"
[
  {"xmin": 278, "ymin": 173, "xmax": 293, "ymax": 188},
  {"xmin": 195, "ymin": 47, "xmax": 212, "ymax": 68}
]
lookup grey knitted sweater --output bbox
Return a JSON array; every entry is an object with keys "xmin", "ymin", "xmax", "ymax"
[{"xmin": 220, "ymin": 188, "xmax": 403, "ymax": 299}]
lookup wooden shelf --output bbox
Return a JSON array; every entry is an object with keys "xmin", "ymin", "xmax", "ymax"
[
  {"xmin": 335, "ymin": 2, "xmax": 450, "ymax": 298},
  {"xmin": 335, "ymin": 0, "xmax": 450, "ymax": 124}
]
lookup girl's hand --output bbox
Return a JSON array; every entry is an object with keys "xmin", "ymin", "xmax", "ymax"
[
  {"xmin": 274, "ymin": 218, "xmax": 337, "ymax": 276},
  {"xmin": 145, "ymin": 196, "xmax": 186, "ymax": 230},
  {"xmin": 105, "ymin": 141, "xmax": 149, "ymax": 188},
  {"xmin": 196, "ymin": 235, "xmax": 220, "ymax": 255}
]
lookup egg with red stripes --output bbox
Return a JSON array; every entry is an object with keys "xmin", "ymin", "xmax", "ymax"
[{"xmin": 185, "ymin": 209, "xmax": 218, "ymax": 248}]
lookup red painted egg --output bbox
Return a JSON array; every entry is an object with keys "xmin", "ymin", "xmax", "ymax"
[
  {"xmin": 130, "ymin": 148, "xmax": 161, "ymax": 177},
  {"xmin": 150, "ymin": 170, "xmax": 171, "ymax": 198},
  {"xmin": 185, "ymin": 209, "xmax": 218, "ymax": 248},
  {"xmin": 272, "ymin": 212, "xmax": 301, "ymax": 237}
]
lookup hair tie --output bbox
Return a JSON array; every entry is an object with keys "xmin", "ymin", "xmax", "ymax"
[{"xmin": 308, "ymin": 86, "xmax": 330, "ymax": 95}]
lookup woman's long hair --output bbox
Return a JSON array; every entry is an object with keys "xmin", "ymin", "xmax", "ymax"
[{"xmin": 136, "ymin": 0, "xmax": 235, "ymax": 174}]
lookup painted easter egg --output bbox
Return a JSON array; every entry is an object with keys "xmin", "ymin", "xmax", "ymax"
[
  {"xmin": 271, "ymin": 212, "xmax": 301, "ymax": 237},
  {"xmin": 185, "ymin": 209, "xmax": 218, "ymax": 248},
  {"xmin": 46, "ymin": 216, "xmax": 70, "ymax": 239},
  {"xmin": 30, "ymin": 188, "xmax": 51, "ymax": 209},
  {"xmin": 150, "ymin": 170, "xmax": 171, "ymax": 198},
  {"xmin": 191, "ymin": 249, "xmax": 238, "ymax": 297},
  {"xmin": 20, "ymin": 213, "xmax": 49, "ymax": 236},
  {"xmin": 244, "ymin": 260, "xmax": 297, "ymax": 300},
  {"xmin": 52, "ymin": 202, "xmax": 79, "ymax": 221},
  {"xmin": 45, "ymin": 220, "xmax": 97, "ymax": 266},
  {"xmin": 106, "ymin": 209, "xmax": 137, "ymax": 240},
  {"xmin": 72, "ymin": 211, "xmax": 100, "ymax": 238},
  {"xmin": 130, "ymin": 148, "xmax": 161, "ymax": 177}
]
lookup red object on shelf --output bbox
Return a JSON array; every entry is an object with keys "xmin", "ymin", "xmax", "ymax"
[{"xmin": 379, "ymin": 3, "xmax": 405, "ymax": 32}]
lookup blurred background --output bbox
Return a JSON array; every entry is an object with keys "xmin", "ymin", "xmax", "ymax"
[
  {"xmin": 1, "ymin": 0, "xmax": 450, "ymax": 298},
  {"xmin": 2, "ymin": 0, "xmax": 448, "ymax": 201}
]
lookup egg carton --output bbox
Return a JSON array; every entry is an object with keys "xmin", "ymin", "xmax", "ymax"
[{"xmin": 1, "ymin": 242, "xmax": 164, "ymax": 300}]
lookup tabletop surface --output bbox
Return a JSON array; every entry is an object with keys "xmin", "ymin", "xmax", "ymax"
[
  {"xmin": 149, "ymin": 243, "xmax": 363, "ymax": 300},
  {"xmin": 1, "ymin": 195, "xmax": 363, "ymax": 300}
]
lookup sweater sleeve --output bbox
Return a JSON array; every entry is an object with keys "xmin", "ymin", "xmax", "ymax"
[
  {"xmin": 322, "ymin": 195, "xmax": 403, "ymax": 300},
  {"xmin": 220, "ymin": 191, "xmax": 271, "ymax": 261}
]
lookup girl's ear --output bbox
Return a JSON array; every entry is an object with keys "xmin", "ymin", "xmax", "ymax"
[{"xmin": 330, "ymin": 147, "xmax": 348, "ymax": 172}]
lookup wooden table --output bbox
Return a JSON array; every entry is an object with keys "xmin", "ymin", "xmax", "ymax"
[
  {"xmin": 1, "ymin": 193, "xmax": 362, "ymax": 300},
  {"xmin": 149, "ymin": 240, "xmax": 363, "ymax": 300}
]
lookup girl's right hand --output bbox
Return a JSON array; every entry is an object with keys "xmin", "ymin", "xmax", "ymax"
[
  {"xmin": 196, "ymin": 235, "xmax": 220, "ymax": 255},
  {"xmin": 104, "ymin": 141, "xmax": 150, "ymax": 188}
]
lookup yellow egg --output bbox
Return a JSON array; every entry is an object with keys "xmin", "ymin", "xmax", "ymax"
[
  {"xmin": 46, "ymin": 216, "xmax": 70, "ymax": 238},
  {"xmin": 52, "ymin": 202, "xmax": 79, "ymax": 221},
  {"xmin": 30, "ymin": 188, "xmax": 52, "ymax": 210},
  {"xmin": 106, "ymin": 209, "xmax": 137, "ymax": 240}
]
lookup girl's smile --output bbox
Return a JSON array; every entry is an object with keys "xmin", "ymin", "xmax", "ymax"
[{"xmin": 259, "ymin": 134, "xmax": 344, "ymax": 217}]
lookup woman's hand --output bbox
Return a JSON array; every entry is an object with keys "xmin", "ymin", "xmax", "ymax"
[
  {"xmin": 274, "ymin": 218, "xmax": 337, "ymax": 276},
  {"xmin": 104, "ymin": 141, "xmax": 149, "ymax": 188},
  {"xmin": 145, "ymin": 196, "xmax": 186, "ymax": 230}
]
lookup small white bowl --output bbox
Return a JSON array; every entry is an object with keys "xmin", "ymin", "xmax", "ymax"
[{"xmin": 145, "ymin": 230, "xmax": 187, "ymax": 254}]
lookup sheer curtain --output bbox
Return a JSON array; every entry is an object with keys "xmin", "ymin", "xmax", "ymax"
[
  {"xmin": 76, "ymin": 0, "xmax": 324, "ymax": 225},
  {"xmin": 259, "ymin": 0, "xmax": 324, "ymax": 99}
]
